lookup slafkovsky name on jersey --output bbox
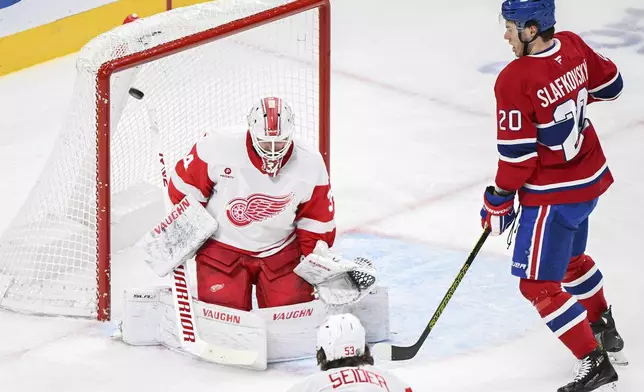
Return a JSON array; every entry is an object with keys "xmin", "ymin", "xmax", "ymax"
[{"xmin": 536, "ymin": 60, "xmax": 589, "ymax": 108}]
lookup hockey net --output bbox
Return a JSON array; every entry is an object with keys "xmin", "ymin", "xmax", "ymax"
[{"xmin": 0, "ymin": 0, "xmax": 330, "ymax": 320}]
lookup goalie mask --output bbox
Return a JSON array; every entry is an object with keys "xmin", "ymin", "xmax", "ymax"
[
  {"xmin": 317, "ymin": 313, "xmax": 366, "ymax": 361},
  {"xmin": 247, "ymin": 97, "xmax": 295, "ymax": 176}
]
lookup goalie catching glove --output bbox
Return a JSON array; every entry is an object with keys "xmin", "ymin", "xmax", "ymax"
[{"xmin": 294, "ymin": 241, "xmax": 377, "ymax": 306}]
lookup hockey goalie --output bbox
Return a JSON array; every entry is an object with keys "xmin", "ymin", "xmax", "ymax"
[{"xmin": 120, "ymin": 97, "xmax": 389, "ymax": 369}]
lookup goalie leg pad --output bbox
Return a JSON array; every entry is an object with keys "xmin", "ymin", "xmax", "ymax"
[
  {"xmin": 253, "ymin": 300, "xmax": 328, "ymax": 362},
  {"xmin": 121, "ymin": 287, "xmax": 167, "ymax": 346},
  {"xmin": 195, "ymin": 300, "xmax": 268, "ymax": 370},
  {"xmin": 157, "ymin": 288, "xmax": 268, "ymax": 370},
  {"xmin": 329, "ymin": 285, "xmax": 390, "ymax": 343}
]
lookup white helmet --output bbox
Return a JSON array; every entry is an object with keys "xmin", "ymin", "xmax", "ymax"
[
  {"xmin": 317, "ymin": 313, "xmax": 366, "ymax": 361},
  {"xmin": 247, "ymin": 97, "xmax": 295, "ymax": 176}
]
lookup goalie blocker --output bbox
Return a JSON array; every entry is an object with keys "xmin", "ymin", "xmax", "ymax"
[{"xmin": 135, "ymin": 194, "xmax": 218, "ymax": 277}]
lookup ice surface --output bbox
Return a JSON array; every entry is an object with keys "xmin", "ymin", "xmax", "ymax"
[{"xmin": 1, "ymin": 0, "xmax": 642, "ymax": 390}]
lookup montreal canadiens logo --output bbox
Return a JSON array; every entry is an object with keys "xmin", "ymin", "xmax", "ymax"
[{"xmin": 226, "ymin": 193, "xmax": 294, "ymax": 227}]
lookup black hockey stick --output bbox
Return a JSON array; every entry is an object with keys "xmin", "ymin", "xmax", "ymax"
[{"xmin": 372, "ymin": 228, "xmax": 491, "ymax": 361}]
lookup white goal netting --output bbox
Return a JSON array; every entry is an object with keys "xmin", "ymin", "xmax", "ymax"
[{"xmin": 0, "ymin": 0, "xmax": 326, "ymax": 319}]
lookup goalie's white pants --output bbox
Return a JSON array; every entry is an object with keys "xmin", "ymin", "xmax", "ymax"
[{"xmin": 120, "ymin": 286, "xmax": 389, "ymax": 366}]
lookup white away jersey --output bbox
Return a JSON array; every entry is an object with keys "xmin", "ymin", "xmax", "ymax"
[
  {"xmin": 168, "ymin": 130, "xmax": 335, "ymax": 257},
  {"xmin": 286, "ymin": 365, "xmax": 413, "ymax": 392}
]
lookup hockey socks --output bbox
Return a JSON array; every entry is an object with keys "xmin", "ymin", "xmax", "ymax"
[
  {"xmin": 519, "ymin": 279, "xmax": 597, "ymax": 359},
  {"xmin": 563, "ymin": 254, "xmax": 608, "ymax": 323}
]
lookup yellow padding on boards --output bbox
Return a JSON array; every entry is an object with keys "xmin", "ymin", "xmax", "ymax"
[
  {"xmin": 171, "ymin": 0, "xmax": 212, "ymax": 7},
  {"xmin": 0, "ymin": 0, "xmax": 211, "ymax": 76}
]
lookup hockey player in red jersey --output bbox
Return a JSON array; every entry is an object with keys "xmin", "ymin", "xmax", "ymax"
[
  {"xmin": 479, "ymin": 1, "xmax": 626, "ymax": 391},
  {"xmin": 286, "ymin": 314, "xmax": 413, "ymax": 392},
  {"xmin": 167, "ymin": 97, "xmax": 336, "ymax": 311}
]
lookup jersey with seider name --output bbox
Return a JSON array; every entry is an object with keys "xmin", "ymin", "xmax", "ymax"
[
  {"xmin": 286, "ymin": 365, "xmax": 413, "ymax": 392},
  {"xmin": 494, "ymin": 31, "xmax": 623, "ymax": 206},
  {"xmin": 168, "ymin": 131, "xmax": 335, "ymax": 257}
]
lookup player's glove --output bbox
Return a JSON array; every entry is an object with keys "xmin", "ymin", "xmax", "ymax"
[
  {"xmin": 294, "ymin": 241, "xmax": 377, "ymax": 306},
  {"xmin": 480, "ymin": 185, "xmax": 516, "ymax": 236}
]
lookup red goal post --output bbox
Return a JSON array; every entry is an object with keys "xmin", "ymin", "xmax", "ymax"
[{"xmin": 0, "ymin": 0, "xmax": 330, "ymax": 321}]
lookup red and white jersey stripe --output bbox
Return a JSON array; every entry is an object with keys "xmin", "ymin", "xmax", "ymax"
[{"xmin": 526, "ymin": 205, "xmax": 551, "ymax": 280}]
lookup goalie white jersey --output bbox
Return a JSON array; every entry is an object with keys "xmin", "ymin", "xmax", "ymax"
[
  {"xmin": 167, "ymin": 130, "xmax": 335, "ymax": 257},
  {"xmin": 286, "ymin": 365, "xmax": 413, "ymax": 392}
]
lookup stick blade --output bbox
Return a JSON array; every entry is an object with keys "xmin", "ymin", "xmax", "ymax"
[
  {"xmin": 199, "ymin": 344, "xmax": 261, "ymax": 368},
  {"xmin": 373, "ymin": 342, "xmax": 420, "ymax": 362},
  {"xmin": 371, "ymin": 342, "xmax": 393, "ymax": 361},
  {"xmin": 390, "ymin": 345, "xmax": 418, "ymax": 361}
]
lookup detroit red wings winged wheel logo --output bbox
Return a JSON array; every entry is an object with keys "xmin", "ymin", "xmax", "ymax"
[{"xmin": 226, "ymin": 193, "xmax": 294, "ymax": 227}]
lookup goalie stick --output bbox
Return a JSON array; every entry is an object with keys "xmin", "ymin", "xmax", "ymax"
[
  {"xmin": 129, "ymin": 87, "xmax": 258, "ymax": 366},
  {"xmin": 372, "ymin": 228, "xmax": 491, "ymax": 361}
]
